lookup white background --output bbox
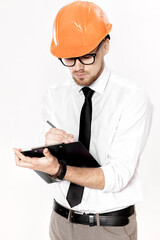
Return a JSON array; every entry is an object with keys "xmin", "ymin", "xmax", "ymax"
[{"xmin": 0, "ymin": 0, "xmax": 160, "ymax": 239}]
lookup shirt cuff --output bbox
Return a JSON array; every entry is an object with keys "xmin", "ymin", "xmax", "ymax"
[{"xmin": 100, "ymin": 164, "xmax": 118, "ymax": 192}]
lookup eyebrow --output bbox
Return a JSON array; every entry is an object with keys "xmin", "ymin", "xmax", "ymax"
[{"xmin": 85, "ymin": 48, "xmax": 97, "ymax": 55}]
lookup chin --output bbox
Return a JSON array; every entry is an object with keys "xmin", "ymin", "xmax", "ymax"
[{"xmin": 73, "ymin": 77, "xmax": 95, "ymax": 87}]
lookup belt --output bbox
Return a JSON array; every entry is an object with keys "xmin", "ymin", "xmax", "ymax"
[{"xmin": 53, "ymin": 200, "xmax": 134, "ymax": 227}]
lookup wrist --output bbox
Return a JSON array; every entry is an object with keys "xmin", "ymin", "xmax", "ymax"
[{"xmin": 49, "ymin": 161, "xmax": 67, "ymax": 180}]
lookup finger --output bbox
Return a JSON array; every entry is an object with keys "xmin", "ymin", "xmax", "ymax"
[
  {"xmin": 14, "ymin": 149, "xmax": 22, "ymax": 165},
  {"xmin": 14, "ymin": 152, "xmax": 33, "ymax": 168},
  {"xmin": 16, "ymin": 161, "xmax": 34, "ymax": 169},
  {"xmin": 14, "ymin": 148, "xmax": 26, "ymax": 161},
  {"xmin": 45, "ymin": 138, "xmax": 61, "ymax": 145},
  {"xmin": 45, "ymin": 135, "xmax": 70, "ymax": 145},
  {"xmin": 14, "ymin": 149, "xmax": 33, "ymax": 164},
  {"xmin": 68, "ymin": 134, "xmax": 74, "ymax": 143},
  {"xmin": 43, "ymin": 148, "xmax": 55, "ymax": 161},
  {"xmin": 50, "ymin": 128, "xmax": 67, "ymax": 137},
  {"xmin": 15, "ymin": 153, "xmax": 20, "ymax": 165},
  {"xmin": 57, "ymin": 130, "xmax": 74, "ymax": 142},
  {"xmin": 46, "ymin": 129, "xmax": 67, "ymax": 142},
  {"xmin": 48, "ymin": 128, "xmax": 73, "ymax": 143}
]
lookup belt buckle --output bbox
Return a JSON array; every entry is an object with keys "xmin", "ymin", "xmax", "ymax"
[
  {"xmin": 88, "ymin": 214, "xmax": 95, "ymax": 227},
  {"xmin": 68, "ymin": 209, "xmax": 74, "ymax": 223}
]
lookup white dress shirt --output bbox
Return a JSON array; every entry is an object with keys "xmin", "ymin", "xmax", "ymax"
[{"xmin": 40, "ymin": 65, "xmax": 152, "ymax": 213}]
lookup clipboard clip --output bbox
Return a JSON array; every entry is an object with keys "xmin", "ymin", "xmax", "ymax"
[{"xmin": 57, "ymin": 145, "xmax": 65, "ymax": 162}]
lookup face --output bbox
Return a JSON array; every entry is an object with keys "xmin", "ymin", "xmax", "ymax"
[{"xmin": 68, "ymin": 39, "xmax": 109, "ymax": 86}]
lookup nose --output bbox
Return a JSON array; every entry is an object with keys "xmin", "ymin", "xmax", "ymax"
[{"xmin": 74, "ymin": 58, "xmax": 84, "ymax": 71}]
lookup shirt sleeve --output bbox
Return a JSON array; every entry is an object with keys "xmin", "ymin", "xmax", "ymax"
[{"xmin": 101, "ymin": 88, "xmax": 153, "ymax": 192}]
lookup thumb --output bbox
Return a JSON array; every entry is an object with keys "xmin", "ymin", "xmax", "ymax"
[{"xmin": 43, "ymin": 148, "xmax": 54, "ymax": 160}]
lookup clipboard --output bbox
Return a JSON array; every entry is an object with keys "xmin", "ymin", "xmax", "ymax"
[{"xmin": 22, "ymin": 141, "xmax": 100, "ymax": 183}]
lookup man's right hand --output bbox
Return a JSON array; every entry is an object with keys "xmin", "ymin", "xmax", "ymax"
[{"xmin": 45, "ymin": 128, "xmax": 74, "ymax": 145}]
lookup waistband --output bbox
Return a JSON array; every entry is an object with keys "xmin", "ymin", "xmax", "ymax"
[{"xmin": 53, "ymin": 200, "xmax": 135, "ymax": 227}]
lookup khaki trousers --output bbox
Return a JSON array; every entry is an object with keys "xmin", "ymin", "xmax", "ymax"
[{"xmin": 49, "ymin": 210, "xmax": 137, "ymax": 240}]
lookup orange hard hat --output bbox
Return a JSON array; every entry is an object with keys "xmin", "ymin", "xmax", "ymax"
[{"xmin": 50, "ymin": 1, "xmax": 112, "ymax": 58}]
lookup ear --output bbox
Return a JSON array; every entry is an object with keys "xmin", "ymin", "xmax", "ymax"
[{"xmin": 103, "ymin": 38, "xmax": 110, "ymax": 56}]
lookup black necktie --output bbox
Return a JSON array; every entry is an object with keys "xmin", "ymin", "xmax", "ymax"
[{"xmin": 66, "ymin": 87, "xmax": 94, "ymax": 207}]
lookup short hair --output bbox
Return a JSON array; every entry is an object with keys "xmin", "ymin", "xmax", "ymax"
[{"xmin": 105, "ymin": 34, "xmax": 110, "ymax": 40}]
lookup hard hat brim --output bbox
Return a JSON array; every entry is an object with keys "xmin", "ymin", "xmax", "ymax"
[{"xmin": 50, "ymin": 24, "xmax": 112, "ymax": 58}]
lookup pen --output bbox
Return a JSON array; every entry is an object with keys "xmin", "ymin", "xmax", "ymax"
[
  {"xmin": 47, "ymin": 120, "xmax": 74, "ymax": 143},
  {"xmin": 46, "ymin": 120, "xmax": 56, "ymax": 128}
]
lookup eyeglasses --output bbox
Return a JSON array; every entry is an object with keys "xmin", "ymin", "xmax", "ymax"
[{"xmin": 59, "ymin": 41, "xmax": 103, "ymax": 67}]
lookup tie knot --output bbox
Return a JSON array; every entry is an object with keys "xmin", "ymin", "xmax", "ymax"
[{"xmin": 82, "ymin": 87, "xmax": 94, "ymax": 99}]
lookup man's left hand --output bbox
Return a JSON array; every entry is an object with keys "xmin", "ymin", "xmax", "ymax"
[{"xmin": 14, "ymin": 148, "xmax": 60, "ymax": 175}]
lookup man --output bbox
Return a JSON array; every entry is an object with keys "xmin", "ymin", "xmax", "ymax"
[{"xmin": 14, "ymin": 1, "xmax": 152, "ymax": 240}]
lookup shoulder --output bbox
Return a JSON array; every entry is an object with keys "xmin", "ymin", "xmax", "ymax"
[
  {"xmin": 110, "ymin": 71, "xmax": 140, "ymax": 91},
  {"xmin": 110, "ymin": 71, "xmax": 150, "ymax": 103},
  {"xmin": 42, "ymin": 79, "xmax": 72, "ymax": 103}
]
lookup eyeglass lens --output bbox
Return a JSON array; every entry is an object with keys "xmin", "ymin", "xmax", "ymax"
[{"xmin": 62, "ymin": 54, "xmax": 95, "ymax": 66}]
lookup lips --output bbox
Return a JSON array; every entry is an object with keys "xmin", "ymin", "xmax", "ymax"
[{"xmin": 75, "ymin": 73, "xmax": 87, "ymax": 79}]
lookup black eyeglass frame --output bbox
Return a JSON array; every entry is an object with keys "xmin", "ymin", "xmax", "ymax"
[
  {"xmin": 59, "ymin": 53, "xmax": 96, "ymax": 67},
  {"xmin": 58, "ymin": 35, "xmax": 110, "ymax": 67}
]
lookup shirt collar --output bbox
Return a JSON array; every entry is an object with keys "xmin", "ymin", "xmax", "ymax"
[
  {"xmin": 89, "ymin": 65, "xmax": 110, "ymax": 95},
  {"xmin": 68, "ymin": 64, "xmax": 110, "ymax": 95}
]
